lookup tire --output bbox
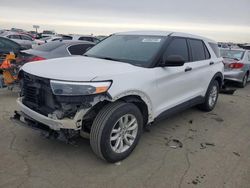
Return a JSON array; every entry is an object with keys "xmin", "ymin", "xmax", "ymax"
[
  {"xmin": 90, "ymin": 102, "xmax": 143, "ymax": 163},
  {"xmin": 239, "ymin": 73, "xmax": 248, "ymax": 88},
  {"xmin": 198, "ymin": 80, "xmax": 219, "ymax": 112}
]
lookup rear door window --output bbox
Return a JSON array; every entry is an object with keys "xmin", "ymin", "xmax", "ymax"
[
  {"xmin": 189, "ymin": 39, "xmax": 208, "ymax": 61},
  {"xmin": 68, "ymin": 44, "xmax": 94, "ymax": 55},
  {"xmin": 8, "ymin": 35, "xmax": 21, "ymax": 40},
  {"xmin": 21, "ymin": 35, "xmax": 32, "ymax": 41},
  {"xmin": 164, "ymin": 38, "xmax": 189, "ymax": 62}
]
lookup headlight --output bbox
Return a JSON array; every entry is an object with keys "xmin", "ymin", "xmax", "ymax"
[{"xmin": 50, "ymin": 80, "xmax": 112, "ymax": 96}]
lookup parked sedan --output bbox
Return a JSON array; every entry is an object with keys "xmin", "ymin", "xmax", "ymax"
[
  {"xmin": 20, "ymin": 40, "xmax": 95, "ymax": 63},
  {"xmin": 221, "ymin": 48, "xmax": 250, "ymax": 88},
  {"xmin": 0, "ymin": 31, "xmax": 39, "ymax": 49},
  {"xmin": 0, "ymin": 36, "xmax": 23, "ymax": 64}
]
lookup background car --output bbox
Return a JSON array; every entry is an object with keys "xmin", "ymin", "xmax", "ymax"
[
  {"xmin": 41, "ymin": 30, "xmax": 56, "ymax": 38},
  {"xmin": 221, "ymin": 48, "xmax": 250, "ymax": 87},
  {"xmin": 241, "ymin": 43, "xmax": 250, "ymax": 50},
  {"xmin": 20, "ymin": 40, "xmax": 95, "ymax": 63},
  {"xmin": 0, "ymin": 36, "xmax": 23, "ymax": 64},
  {"xmin": 0, "ymin": 31, "xmax": 39, "ymax": 49},
  {"xmin": 71, "ymin": 35, "xmax": 100, "ymax": 43}
]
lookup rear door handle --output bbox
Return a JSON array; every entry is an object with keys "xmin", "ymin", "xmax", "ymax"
[
  {"xmin": 185, "ymin": 67, "xmax": 192, "ymax": 72},
  {"xmin": 209, "ymin": 61, "xmax": 215, "ymax": 65}
]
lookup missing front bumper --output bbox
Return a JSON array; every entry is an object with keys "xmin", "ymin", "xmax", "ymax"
[
  {"xmin": 16, "ymin": 97, "xmax": 81, "ymax": 130},
  {"xmin": 12, "ymin": 110, "xmax": 80, "ymax": 143}
]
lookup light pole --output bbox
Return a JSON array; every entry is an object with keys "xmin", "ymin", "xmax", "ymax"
[{"xmin": 33, "ymin": 25, "xmax": 40, "ymax": 34}]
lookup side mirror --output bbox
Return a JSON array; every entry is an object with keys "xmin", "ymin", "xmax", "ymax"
[{"xmin": 162, "ymin": 55, "xmax": 185, "ymax": 67}]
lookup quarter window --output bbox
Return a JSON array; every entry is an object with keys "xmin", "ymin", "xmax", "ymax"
[
  {"xmin": 189, "ymin": 39, "xmax": 208, "ymax": 61},
  {"xmin": 68, "ymin": 44, "xmax": 94, "ymax": 55},
  {"xmin": 204, "ymin": 44, "xmax": 211, "ymax": 59},
  {"xmin": 209, "ymin": 43, "xmax": 220, "ymax": 57},
  {"xmin": 164, "ymin": 38, "xmax": 189, "ymax": 62}
]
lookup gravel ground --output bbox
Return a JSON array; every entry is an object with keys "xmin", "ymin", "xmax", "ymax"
[{"xmin": 0, "ymin": 85, "xmax": 250, "ymax": 188}]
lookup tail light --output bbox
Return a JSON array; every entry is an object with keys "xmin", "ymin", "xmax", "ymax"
[
  {"xmin": 228, "ymin": 62, "xmax": 244, "ymax": 69},
  {"xmin": 29, "ymin": 56, "xmax": 46, "ymax": 62}
]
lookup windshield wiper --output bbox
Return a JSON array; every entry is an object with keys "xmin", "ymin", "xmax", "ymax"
[
  {"xmin": 83, "ymin": 55, "xmax": 120, "ymax": 62},
  {"xmin": 96, "ymin": 56, "xmax": 121, "ymax": 62}
]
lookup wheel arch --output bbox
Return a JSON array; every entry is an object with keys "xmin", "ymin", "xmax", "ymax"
[
  {"xmin": 212, "ymin": 72, "xmax": 223, "ymax": 89},
  {"xmin": 116, "ymin": 95, "xmax": 150, "ymax": 126},
  {"xmin": 111, "ymin": 91, "xmax": 153, "ymax": 124}
]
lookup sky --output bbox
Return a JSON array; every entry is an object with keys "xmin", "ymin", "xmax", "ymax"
[{"xmin": 0, "ymin": 0, "xmax": 250, "ymax": 43}]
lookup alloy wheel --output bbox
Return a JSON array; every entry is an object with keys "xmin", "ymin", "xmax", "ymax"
[{"xmin": 110, "ymin": 114, "xmax": 138, "ymax": 153}]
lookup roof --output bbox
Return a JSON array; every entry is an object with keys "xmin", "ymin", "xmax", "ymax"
[
  {"xmin": 115, "ymin": 31, "xmax": 172, "ymax": 36},
  {"xmin": 115, "ymin": 30, "xmax": 217, "ymax": 43}
]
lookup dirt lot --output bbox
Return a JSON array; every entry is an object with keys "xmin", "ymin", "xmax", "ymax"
[{"xmin": 0, "ymin": 85, "xmax": 250, "ymax": 188}]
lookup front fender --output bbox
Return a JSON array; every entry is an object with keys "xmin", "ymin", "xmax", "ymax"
[{"xmin": 111, "ymin": 90, "xmax": 154, "ymax": 123}]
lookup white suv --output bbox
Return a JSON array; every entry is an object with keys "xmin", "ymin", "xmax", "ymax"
[{"xmin": 16, "ymin": 31, "xmax": 224, "ymax": 162}]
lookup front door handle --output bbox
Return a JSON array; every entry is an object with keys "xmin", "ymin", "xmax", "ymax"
[
  {"xmin": 209, "ymin": 61, "xmax": 215, "ymax": 65},
  {"xmin": 185, "ymin": 67, "xmax": 192, "ymax": 72}
]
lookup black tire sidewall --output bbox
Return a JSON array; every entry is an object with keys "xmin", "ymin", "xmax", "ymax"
[
  {"xmin": 204, "ymin": 80, "xmax": 219, "ymax": 111},
  {"xmin": 242, "ymin": 74, "xmax": 248, "ymax": 87},
  {"xmin": 100, "ymin": 103, "xmax": 143, "ymax": 163}
]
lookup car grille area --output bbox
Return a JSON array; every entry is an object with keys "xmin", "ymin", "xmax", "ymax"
[{"xmin": 21, "ymin": 72, "xmax": 56, "ymax": 116}]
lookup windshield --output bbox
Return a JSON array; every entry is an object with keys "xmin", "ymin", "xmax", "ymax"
[
  {"xmin": 220, "ymin": 49, "xmax": 245, "ymax": 60},
  {"xmin": 85, "ymin": 35, "xmax": 166, "ymax": 67}
]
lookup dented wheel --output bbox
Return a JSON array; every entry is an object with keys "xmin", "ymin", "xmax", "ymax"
[{"xmin": 90, "ymin": 102, "xmax": 143, "ymax": 163}]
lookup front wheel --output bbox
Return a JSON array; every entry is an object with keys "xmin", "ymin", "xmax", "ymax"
[
  {"xmin": 198, "ymin": 80, "xmax": 219, "ymax": 112},
  {"xmin": 90, "ymin": 102, "xmax": 143, "ymax": 163}
]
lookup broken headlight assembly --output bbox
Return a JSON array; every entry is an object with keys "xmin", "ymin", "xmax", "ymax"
[{"xmin": 50, "ymin": 80, "xmax": 112, "ymax": 96}]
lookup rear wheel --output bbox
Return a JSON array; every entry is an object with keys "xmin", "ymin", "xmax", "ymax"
[
  {"xmin": 90, "ymin": 102, "xmax": 143, "ymax": 163},
  {"xmin": 239, "ymin": 73, "xmax": 248, "ymax": 88},
  {"xmin": 198, "ymin": 80, "xmax": 219, "ymax": 112}
]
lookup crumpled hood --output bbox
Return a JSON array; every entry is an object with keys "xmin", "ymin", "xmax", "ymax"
[{"xmin": 21, "ymin": 56, "xmax": 143, "ymax": 81}]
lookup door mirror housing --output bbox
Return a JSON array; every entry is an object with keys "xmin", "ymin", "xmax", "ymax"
[{"xmin": 162, "ymin": 55, "xmax": 185, "ymax": 67}]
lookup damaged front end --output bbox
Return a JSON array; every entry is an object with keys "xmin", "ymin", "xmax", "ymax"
[{"xmin": 14, "ymin": 71, "xmax": 112, "ymax": 141}]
